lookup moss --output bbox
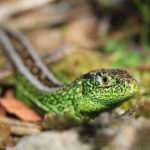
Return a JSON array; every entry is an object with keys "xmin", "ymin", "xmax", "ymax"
[{"xmin": 49, "ymin": 49, "xmax": 110, "ymax": 82}]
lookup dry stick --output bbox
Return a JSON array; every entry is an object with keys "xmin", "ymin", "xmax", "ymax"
[
  {"xmin": 0, "ymin": 0, "xmax": 55, "ymax": 21},
  {"xmin": 0, "ymin": 117, "xmax": 41, "ymax": 136},
  {"xmin": 5, "ymin": 4, "xmax": 90, "ymax": 30},
  {"xmin": 120, "ymin": 102, "xmax": 145, "ymax": 117},
  {"xmin": 136, "ymin": 65, "xmax": 150, "ymax": 71}
]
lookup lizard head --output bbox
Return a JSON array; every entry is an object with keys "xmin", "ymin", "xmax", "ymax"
[{"xmin": 73, "ymin": 69, "xmax": 138, "ymax": 120}]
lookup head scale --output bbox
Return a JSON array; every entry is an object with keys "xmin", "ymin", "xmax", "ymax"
[{"xmin": 73, "ymin": 69, "xmax": 138, "ymax": 120}]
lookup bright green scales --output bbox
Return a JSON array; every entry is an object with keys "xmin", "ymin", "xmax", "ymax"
[{"xmin": 0, "ymin": 26, "xmax": 138, "ymax": 120}]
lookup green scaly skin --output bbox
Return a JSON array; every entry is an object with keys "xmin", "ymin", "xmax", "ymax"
[
  {"xmin": 0, "ymin": 26, "xmax": 138, "ymax": 120},
  {"xmin": 15, "ymin": 69, "xmax": 138, "ymax": 120}
]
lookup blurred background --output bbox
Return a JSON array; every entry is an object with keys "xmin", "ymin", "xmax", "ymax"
[{"xmin": 0, "ymin": 0, "xmax": 150, "ymax": 150}]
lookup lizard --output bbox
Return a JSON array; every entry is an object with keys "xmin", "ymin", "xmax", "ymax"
[{"xmin": 0, "ymin": 25, "xmax": 138, "ymax": 120}]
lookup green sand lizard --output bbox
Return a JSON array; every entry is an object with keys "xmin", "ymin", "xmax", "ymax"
[{"xmin": 0, "ymin": 26, "xmax": 138, "ymax": 120}]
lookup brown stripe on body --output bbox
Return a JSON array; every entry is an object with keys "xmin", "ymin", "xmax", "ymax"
[{"xmin": 5, "ymin": 31, "xmax": 59, "ymax": 88}]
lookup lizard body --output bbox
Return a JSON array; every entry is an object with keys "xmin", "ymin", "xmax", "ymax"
[{"xmin": 0, "ymin": 26, "xmax": 138, "ymax": 120}]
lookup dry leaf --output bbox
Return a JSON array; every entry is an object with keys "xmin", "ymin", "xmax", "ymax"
[
  {"xmin": 0, "ymin": 90, "xmax": 42, "ymax": 121},
  {"xmin": 0, "ymin": 106, "xmax": 7, "ymax": 116}
]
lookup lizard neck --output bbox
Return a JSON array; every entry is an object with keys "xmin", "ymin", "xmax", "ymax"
[{"xmin": 16, "ymin": 74, "xmax": 83, "ymax": 117}]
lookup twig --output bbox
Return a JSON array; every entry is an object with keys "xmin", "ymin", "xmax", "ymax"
[
  {"xmin": 120, "ymin": 102, "xmax": 144, "ymax": 116},
  {"xmin": 0, "ymin": 117, "xmax": 41, "ymax": 135},
  {"xmin": 0, "ymin": 0, "xmax": 55, "ymax": 21},
  {"xmin": 136, "ymin": 64, "xmax": 150, "ymax": 71},
  {"xmin": 4, "ymin": 4, "xmax": 91, "ymax": 30}
]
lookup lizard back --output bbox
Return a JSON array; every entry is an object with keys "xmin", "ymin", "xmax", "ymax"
[{"xmin": 0, "ymin": 25, "xmax": 62, "ymax": 92}]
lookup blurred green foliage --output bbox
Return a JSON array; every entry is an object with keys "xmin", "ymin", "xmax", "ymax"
[
  {"xmin": 104, "ymin": 39, "xmax": 127, "ymax": 53},
  {"xmin": 103, "ymin": 38, "xmax": 141, "ymax": 67},
  {"xmin": 112, "ymin": 51, "xmax": 141, "ymax": 67}
]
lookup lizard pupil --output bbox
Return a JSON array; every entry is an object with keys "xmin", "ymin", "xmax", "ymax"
[{"xmin": 102, "ymin": 76, "xmax": 109, "ymax": 84}]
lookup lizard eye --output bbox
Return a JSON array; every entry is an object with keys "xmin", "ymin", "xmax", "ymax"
[{"xmin": 102, "ymin": 76, "xmax": 109, "ymax": 84}]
